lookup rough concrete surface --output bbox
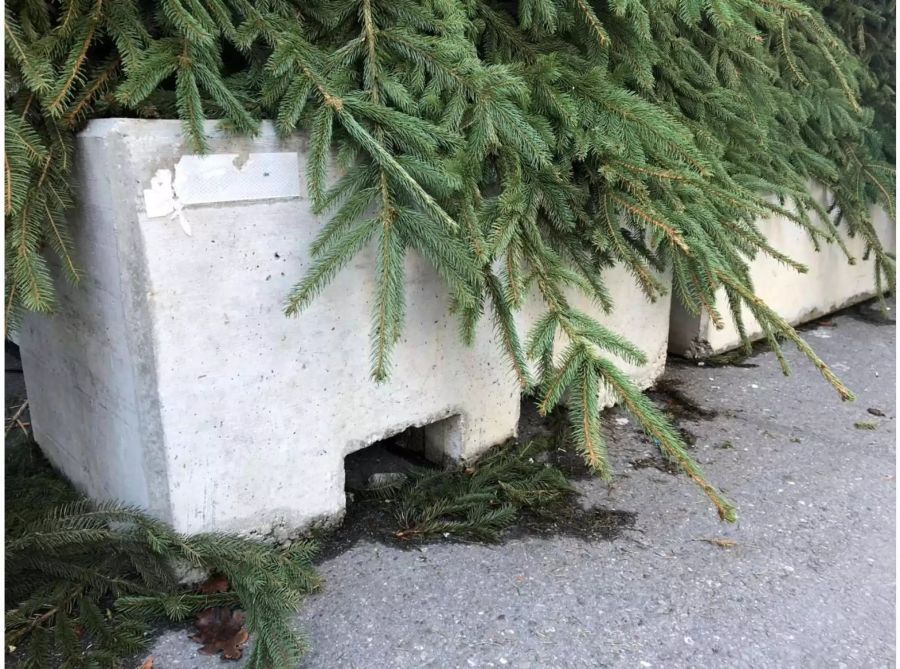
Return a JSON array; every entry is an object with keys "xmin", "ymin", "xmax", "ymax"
[{"xmin": 148, "ymin": 307, "xmax": 895, "ymax": 668}]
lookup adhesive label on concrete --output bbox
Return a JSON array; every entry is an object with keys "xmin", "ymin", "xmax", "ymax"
[
  {"xmin": 143, "ymin": 153, "xmax": 301, "ymax": 235},
  {"xmin": 173, "ymin": 152, "xmax": 301, "ymax": 205},
  {"xmin": 144, "ymin": 153, "xmax": 300, "ymax": 215}
]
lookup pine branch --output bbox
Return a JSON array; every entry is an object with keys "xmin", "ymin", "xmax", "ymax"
[
  {"xmin": 593, "ymin": 358, "xmax": 737, "ymax": 521},
  {"xmin": 717, "ymin": 271, "xmax": 855, "ymax": 400}
]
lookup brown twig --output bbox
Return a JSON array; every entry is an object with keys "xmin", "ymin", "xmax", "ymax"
[{"xmin": 6, "ymin": 399, "xmax": 30, "ymax": 436}]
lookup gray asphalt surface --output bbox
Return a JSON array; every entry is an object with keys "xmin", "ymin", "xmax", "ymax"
[{"xmin": 150, "ymin": 309, "xmax": 896, "ymax": 668}]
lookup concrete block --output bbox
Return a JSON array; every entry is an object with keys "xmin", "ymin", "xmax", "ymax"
[
  {"xmin": 668, "ymin": 185, "xmax": 896, "ymax": 358},
  {"xmin": 18, "ymin": 119, "xmax": 672, "ymax": 535},
  {"xmin": 516, "ymin": 267, "xmax": 673, "ymax": 408}
]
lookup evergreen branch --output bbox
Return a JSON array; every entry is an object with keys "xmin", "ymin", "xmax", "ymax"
[
  {"xmin": 573, "ymin": 363, "xmax": 608, "ymax": 476},
  {"xmin": 42, "ymin": 200, "xmax": 80, "ymax": 282},
  {"xmin": 62, "ymin": 57, "xmax": 121, "ymax": 127},
  {"xmin": 572, "ymin": 0, "xmax": 610, "ymax": 47},
  {"xmin": 487, "ymin": 270, "xmax": 533, "ymax": 390},
  {"xmin": 608, "ymin": 193, "xmax": 690, "ymax": 252},
  {"xmin": 717, "ymin": 271, "xmax": 854, "ymax": 400},
  {"xmin": 780, "ymin": 18, "xmax": 809, "ymax": 85},
  {"xmin": 174, "ymin": 52, "xmax": 207, "ymax": 152},
  {"xmin": 611, "ymin": 160, "xmax": 694, "ymax": 182},
  {"xmin": 370, "ymin": 176, "xmax": 403, "ymax": 381},
  {"xmin": 593, "ymin": 358, "xmax": 736, "ymax": 521},
  {"xmin": 6, "ymin": 283, "xmax": 17, "ymax": 331},
  {"xmin": 307, "ymin": 105, "xmax": 334, "ymax": 208},
  {"xmin": 538, "ymin": 344, "xmax": 588, "ymax": 416},
  {"xmin": 5, "ymin": 16, "xmax": 53, "ymax": 94},
  {"xmin": 5, "ymin": 154, "xmax": 12, "ymax": 215},
  {"xmin": 361, "ymin": 0, "xmax": 380, "ymax": 102},
  {"xmin": 690, "ymin": 274, "xmax": 725, "ymax": 329},
  {"xmin": 284, "ymin": 217, "xmax": 379, "ymax": 316},
  {"xmin": 597, "ymin": 196, "xmax": 666, "ymax": 297},
  {"xmin": 336, "ymin": 109, "xmax": 460, "ymax": 231},
  {"xmin": 47, "ymin": 0, "xmax": 104, "ymax": 117},
  {"xmin": 846, "ymin": 146, "xmax": 896, "ymax": 220}
]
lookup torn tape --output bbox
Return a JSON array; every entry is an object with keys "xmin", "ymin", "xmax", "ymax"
[{"xmin": 142, "ymin": 152, "xmax": 301, "ymax": 235}]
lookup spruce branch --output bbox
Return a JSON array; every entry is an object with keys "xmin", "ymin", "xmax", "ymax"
[
  {"xmin": 5, "ymin": 441, "xmax": 319, "ymax": 669},
  {"xmin": 593, "ymin": 358, "xmax": 737, "ymax": 521},
  {"xmin": 717, "ymin": 271, "xmax": 855, "ymax": 401}
]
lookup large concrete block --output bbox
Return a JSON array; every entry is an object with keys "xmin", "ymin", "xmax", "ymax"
[
  {"xmin": 516, "ymin": 268, "xmax": 673, "ymax": 408},
  {"xmin": 19, "ymin": 119, "xmax": 672, "ymax": 535},
  {"xmin": 669, "ymin": 185, "xmax": 896, "ymax": 358}
]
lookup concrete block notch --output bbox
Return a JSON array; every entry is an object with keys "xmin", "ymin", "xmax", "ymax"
[{"xmin": 18, "ymin": 119, "xmax": 674, "ymax": 535}]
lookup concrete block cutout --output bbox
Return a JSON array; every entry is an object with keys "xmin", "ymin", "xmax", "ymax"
[
  {"xmin": 669, "ymin": 185, "xmax": 895, "ymax": 358},
  {"xmin": 17, "ymin": 120, "xmax": 672, "ymax": 535}
]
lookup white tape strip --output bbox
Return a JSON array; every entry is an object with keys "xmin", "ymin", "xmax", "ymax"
[
  {"xmin": 143, "ymin": 152, "xmax": 301, "ymax": 235},
  {"xmin": 172, "ymin": 152, "xmax": 301, "ymax": 205}
]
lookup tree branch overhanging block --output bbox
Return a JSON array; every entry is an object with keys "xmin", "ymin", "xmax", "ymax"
[
  {"xmin": 17, "ymin": 120, "xmax": 673, "ymax": 535},
  {"xmin": 668, "ymin": 185, "xmax": 895, "ymax": 358}
]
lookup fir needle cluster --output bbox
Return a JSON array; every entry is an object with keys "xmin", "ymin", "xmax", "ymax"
[{"xmin": 5, "ymin": 439, "xmax": 319, "ymax": 668}]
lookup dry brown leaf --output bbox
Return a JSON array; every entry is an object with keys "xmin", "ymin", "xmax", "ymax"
[
  {"xmin": 189, "ymin": 608, "xmax": 250, "ymax": 660},
  {"xmin": 138, "ymin": 656, "xmax": 153, "ymax": 669}
]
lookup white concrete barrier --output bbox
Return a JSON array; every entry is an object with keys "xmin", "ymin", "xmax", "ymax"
[
  {"xmin": 515, "ymin": 268, "xmax": 673, "ymax": 409},
  {"xmin": 668, "ymin": 186, "xmax": 895, "ymax": 358},
  {"xmin": 18, "ymin": 119, "xmax": 672, "ymax": 536}
]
